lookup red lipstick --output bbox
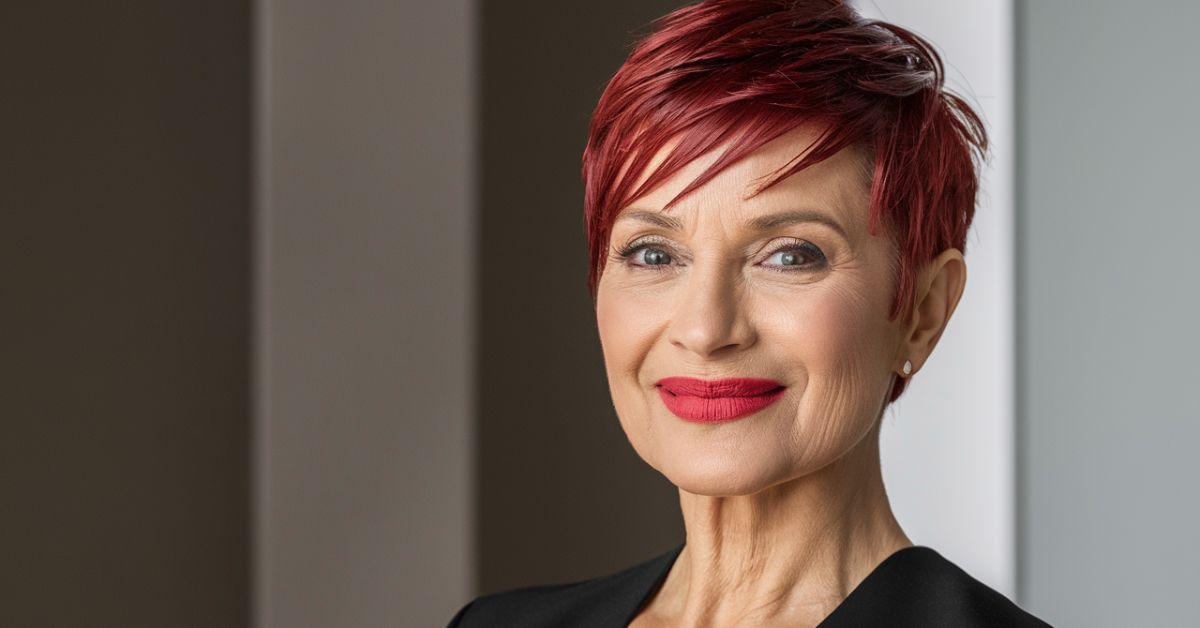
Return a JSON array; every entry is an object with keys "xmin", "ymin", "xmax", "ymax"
[{"xmin": 655, "ymin": 376, "xmax": 786, "ymax": 423}]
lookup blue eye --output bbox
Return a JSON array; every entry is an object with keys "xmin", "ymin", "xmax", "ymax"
[
  {"xmin": 613, "ymin": 238, "xmax": 826, "ymax": 273},
  {"xmin": 618, "ymin": 244, "xmax": 674, "ymax": 268},
  {"xmin": 762, "ymin": 242, "xmax": 827, "ymax": 271}
]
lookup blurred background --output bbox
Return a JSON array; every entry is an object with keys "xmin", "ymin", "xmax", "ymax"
[{"xmin": 2, "ymin": 1, "xmax": 1197, "ymax": 627}]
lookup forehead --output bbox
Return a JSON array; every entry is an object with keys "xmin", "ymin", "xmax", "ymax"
[{"xmin": 616, "ymin": 125, "xmax": 872, "ymax": 233}]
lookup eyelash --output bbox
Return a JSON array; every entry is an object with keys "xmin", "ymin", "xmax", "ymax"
[{"xmin": 612, "ymin": 237, "xmax": 828, "ymax": 273}]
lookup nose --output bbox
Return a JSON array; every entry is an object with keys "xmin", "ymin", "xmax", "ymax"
[{"xmin": 666, "ymin": 260, "xmax": 757, "ymax": 359}]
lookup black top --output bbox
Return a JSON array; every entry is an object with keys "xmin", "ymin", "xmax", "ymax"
[{"xmin": 446, "ymin": 542, "xmax": 1053, "ymax": 627}]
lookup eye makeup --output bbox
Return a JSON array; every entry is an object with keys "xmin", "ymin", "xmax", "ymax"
[{"xmin": 612, "ymin": 236, "xmax": 828, "ymax": 273}]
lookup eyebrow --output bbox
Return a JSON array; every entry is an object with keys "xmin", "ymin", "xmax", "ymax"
[{"xmin": 615, "ymin": 208, "xmax": 850, "ymax": 240}]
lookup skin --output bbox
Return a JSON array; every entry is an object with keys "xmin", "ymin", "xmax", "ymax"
[{"xmin": 595, "ymin": 125, "xmax": 967, "ymax": 627}]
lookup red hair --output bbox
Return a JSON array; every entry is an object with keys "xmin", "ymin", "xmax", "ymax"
[{"xmin": 581, "ymin": 0, "xmax": 988, "ymax": 403}]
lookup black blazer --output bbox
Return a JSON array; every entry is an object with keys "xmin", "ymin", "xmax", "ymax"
[{"xmin": 446, "ymin": 542, "xmax": 1053, "ymax": 627}]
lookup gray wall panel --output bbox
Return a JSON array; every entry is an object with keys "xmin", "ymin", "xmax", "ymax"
[
  {"xmin": 255, "ymin": 1, "xmax": 475, "ymax": 626},
  {"xmin": 1017, "ymin": 1, "xmax": 1200, "ymax": 625}
]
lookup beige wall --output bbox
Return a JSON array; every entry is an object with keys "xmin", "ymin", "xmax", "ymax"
[{"xmin": 254, "ymin": 1, "xmax": 475, "ymax": 627}]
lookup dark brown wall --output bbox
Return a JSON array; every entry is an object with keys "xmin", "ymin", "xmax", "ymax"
[
  {"xmin": 477, "ymin": 0, "xmax": 690, "ymax": 594},
  {"xmin": 0, "ymin": 3, "xmax": 251, "ymax": 627}
]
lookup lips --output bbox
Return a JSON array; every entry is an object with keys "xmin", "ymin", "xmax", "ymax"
[{"xmin": 655, "ymin": 377, "xmax": 786, "ymax": 423}]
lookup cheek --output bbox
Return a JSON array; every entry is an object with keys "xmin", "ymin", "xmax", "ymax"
[
  {"xmin": 804, "ymin": 281, "xmax": 885, "ymax": 370},
  {"xmin": 773, "ymin": 279, "xmax": 892, "ymax": 453},
  {"xmin": 595, "ymin": 278, "xmax": 664, "ymax": 377},
  {"xmin": 595, "ymin": 278, "xmax": 668, "ymax": 463},
  {"xmin": 595, "ymin": 279, "xmax": 662, "ymax": 404}
]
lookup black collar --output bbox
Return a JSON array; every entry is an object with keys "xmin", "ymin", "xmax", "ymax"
[
  {"xmin": 450, "ymin": 541, "xmax": 1053, "ymax": 627},
  {"xmin": 621, "ymin": 542, "xmax": 1053, "ymax": 627}
]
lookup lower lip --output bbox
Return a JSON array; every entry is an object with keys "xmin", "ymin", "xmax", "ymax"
[{"xmin": 656, "ymin": 386, "xmax": 786, "ymax": 423}]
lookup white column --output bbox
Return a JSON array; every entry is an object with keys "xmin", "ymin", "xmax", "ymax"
[{"xmin": 851, "ymin": 0, "xmax": 1017, "ymax": 597}]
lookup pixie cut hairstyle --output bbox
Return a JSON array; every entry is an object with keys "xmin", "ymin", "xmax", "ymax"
[{"xmin": 582, "ymin": 0, "xmax": 988, "ymax": 400}]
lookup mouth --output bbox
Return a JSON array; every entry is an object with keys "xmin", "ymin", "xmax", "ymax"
[{"xmin": 654, "ymin": 376, "xmax": 787, "ymax": 423}]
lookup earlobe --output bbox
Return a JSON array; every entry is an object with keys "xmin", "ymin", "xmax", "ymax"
[{"xmin": 900, "ymin": 248, "xmax": 967, "ymax": 376}]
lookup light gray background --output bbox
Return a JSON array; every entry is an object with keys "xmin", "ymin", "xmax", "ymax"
[{"xmin": 1017, "ymin": 1, "xmax": 1200, "ymax": 626}]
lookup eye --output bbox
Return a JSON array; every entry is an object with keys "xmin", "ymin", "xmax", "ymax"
[
  {"xmin": 614, "ymin": 238, "xmax": 677, "ymax": 270},
  {"xmin": 612, "ymin": 237, "xmax": 827, "ymax": 273},
  {"xmin": 761, "ymin": 240, "xmax": 827, "ymax": 272}
]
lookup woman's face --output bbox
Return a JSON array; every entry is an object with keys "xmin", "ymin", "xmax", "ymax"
[{"xmin": 595, "ymin": 125, "xmax": 907, "ymax": 497}]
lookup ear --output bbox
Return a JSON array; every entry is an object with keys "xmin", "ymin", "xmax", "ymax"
[{"xmin": 898, "ymin": 248, "xmax": 967, "ymax": 376}]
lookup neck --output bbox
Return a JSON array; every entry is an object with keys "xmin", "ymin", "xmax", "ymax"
[{"xmin": 653, "ymin": 419, "xmax": 911, "ymax": 627}]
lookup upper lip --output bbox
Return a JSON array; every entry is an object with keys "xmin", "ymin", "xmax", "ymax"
[{"xmin": 656, "ymin": 376, "xmax": 785, "ymax": 398}]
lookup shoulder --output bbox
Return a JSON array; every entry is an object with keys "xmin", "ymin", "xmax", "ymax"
[
  {"xmin": 822, "ymin": 545, "xmax": 1054, "ymax": 628},
  {"xmin": 445, "ymin": 543, "xmax": 681, "ymax": 628}
]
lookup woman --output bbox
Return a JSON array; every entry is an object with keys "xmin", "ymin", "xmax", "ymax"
[{"xmin": 450, "ymin": 0, "xmax": 1051, "ymax": 625}]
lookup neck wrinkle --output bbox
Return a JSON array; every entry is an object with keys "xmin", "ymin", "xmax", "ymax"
[{"xmin": 657, "ymin": 419, "xmax": 911, "ymax": 628}]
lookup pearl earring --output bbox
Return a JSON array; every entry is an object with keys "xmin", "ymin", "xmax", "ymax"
[{"xmin": 902, "ymin": 360, "xmax": 912, "ymax": 376}]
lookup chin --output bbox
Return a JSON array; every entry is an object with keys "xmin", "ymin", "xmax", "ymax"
[{"xmin": 656, "ymin": 449, "xmax": 791, "ymax": 497}]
